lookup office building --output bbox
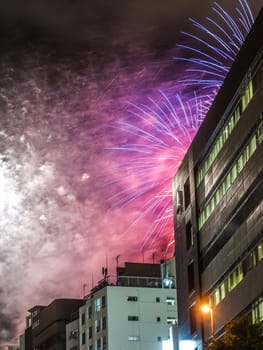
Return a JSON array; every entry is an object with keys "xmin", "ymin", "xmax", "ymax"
[{"xmin": 173, "ymin": 8, "xmax": 263, "ymax": 350}]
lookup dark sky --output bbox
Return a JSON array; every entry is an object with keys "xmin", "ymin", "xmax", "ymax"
[{"xmin": 0, "ymin": 0, "xmax": 262, "ymax": 348}]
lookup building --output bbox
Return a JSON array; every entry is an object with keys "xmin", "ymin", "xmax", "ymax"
[
  {"xmin": 71, "ymin": 260, "xmax": 177, "ymax": 350},
  {"xmin": 21, "ymin": 299, "xmax": 83, "ymax": 350},
  {"xmin": 173, "ymin": 7, "xmax": 263, "ymax": 350}
]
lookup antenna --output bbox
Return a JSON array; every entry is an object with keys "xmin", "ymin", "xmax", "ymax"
[
  {"xmin": 82, "ymin": 284, "xmax": 87, "ymax": 298},
  {"xmin": 116, "ymin": 254, "xmax": 120, "ymax": 268}
]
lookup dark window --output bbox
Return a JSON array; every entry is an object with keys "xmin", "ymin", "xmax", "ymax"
[
  {"xmin": 103, "ymin": 336, "xmax": 107, "ymax": 350},
  {"xmin": 81, "ymin": 313, "xmax": 85, "ymax": 325},
  {"xmin": 186, "ymin": 221, "xmax": 194, "ymax": 250},
  {"xmin": 184, "ymin": 178, "xmax": 191, "ymax": 209},
  {"xmin": 97, "ymin": 338, "xmax": 101, "ymax": 350},
  {"xmin": 96, "ymin": 319, "xmax": 101, "ymax": 332},
  {"xmin": 176, "ymin": 189, "xmax": 183, "ymax": 214},
  {"xmin": 189, "ymin": 306, "xmax": 197, "ymax": 335},
  {"xmin": 102, "ymin": 316, "xmax": 106, "ymax": 330},
  {"xmin": 156, "ymin": 297, "xmax": 160, "ymax": 303},
  {"xmin": 157, "ymin": 316, "xmax": 161, "ymax": 322},
  {"xmin": 88, "ymin": 326, "xmax": 92, "ymax": 339},
  {"xmin": 102, "ymin": 295, "xmax": 106, "ymax": 308},
  {"xmin": 88, "ymin": 306, "xmax": 92, "ymax": 319},
  {"xmin": 188, "ymin": 262, "xmax": 195, "ymax": 293},
  {"xmin": 89, "ymin": 346, "xmax": 93, "ymax": 350},
  {"xmin": 128, "ymin": 316, "xmax": 139, "ymax": 321},
  {"xmin": 157, "ymin": 336, "xmax": 162, "ymax": 342},
  {"xmin": 82, "ymin": 332, "xmax": 86, "ymax": 345}
]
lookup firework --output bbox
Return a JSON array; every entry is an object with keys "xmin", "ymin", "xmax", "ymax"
[{"xmin": 108, "ymin": 0, "xmax": 255, "ymax": 256}]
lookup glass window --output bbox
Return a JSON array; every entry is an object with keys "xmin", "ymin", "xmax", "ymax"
[
  {"xmin": 128, "ymin": 316, "xmax": 139, "ymax": 321},
  {"xmin": 95, "ymin": 298, "xmax": 102, "ymax": 312},
  {"xmin": 167, "ymin": 317, "xmax": 177, "ymax": 325},
  {"xmin": 128, "ymin": 335, "xmax": 140, "ymax": 341},
  {"xmin": 166, "ymin": 297, "xmax": 175, "ymax": 305},
  {"xmin": 82, "ymin": 332, "xmax": 86, "ymax": 345},
  {"xmin": 81, "ymin": 313, "xmax": 85, "ymax": 325},
  {"xmin": 97, "ymin": 338, "xmax": 101, "ymax": 350},
  {"xmin": 252, "ymin": 297, "xmax": 263, "ymax": 324},
  {"xmin": 257, "ymin": 244, "xmax": 263, "ymax": 261}
]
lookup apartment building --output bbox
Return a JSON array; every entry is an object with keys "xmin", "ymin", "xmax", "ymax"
[{"xmin": 67, "ymin": 260, "xmax": 177, "ymax": 350}]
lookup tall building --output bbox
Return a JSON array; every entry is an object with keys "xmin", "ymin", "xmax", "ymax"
[
  {"xmin": 21, "ymin": 299, "xmax": 83, "ymax": 350},
  {"xmin": 173, "ymin": 7, "xmax": 263, "ymax": 350},
  {"xmin": 69, "ymin": 260, "xmax": 177, "ymax": 350}
]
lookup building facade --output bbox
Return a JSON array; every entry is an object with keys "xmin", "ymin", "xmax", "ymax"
[
  {"xmin": 72, "ymin": 261, "xmax": 177, "ymax": 350},
  {"xmin": 173, "ymin": 8, "xmax": 263, "ymax": 350},
  {"xmin": 21, "ymin": 299, "xmax": 83, "ymax": 350}
]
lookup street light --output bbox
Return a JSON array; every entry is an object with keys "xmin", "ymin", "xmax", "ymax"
[{"xmin": 201, "ymin": 304, "xmax": 214, "ymax": 337}]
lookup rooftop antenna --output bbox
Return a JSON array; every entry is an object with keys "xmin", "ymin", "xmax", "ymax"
[
  {"xmin": 116, "ymin": 254, "xmax": 120, "ymax": 284},
  {"xmin": 82, "ymin": 284, "xmax": 88, "ymax": 299},
  {"xmin": 116, "ymin": 254, "xmax": 120, "ymax": 268}
]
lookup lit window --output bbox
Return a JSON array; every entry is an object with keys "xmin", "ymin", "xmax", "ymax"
[
  {"xmin": 128, "ymin": 336, "xmax": 140, "ymax": 341},
  {"xmin": 252, "ymin": 297, "xmax": 263, "ymax": 324},
  {"xmin": 258, "ymin": 244, "xmax": 263, "ymax": 261},
  {"xmin": 95, "ymin": 298, "xmax": 102, "ymax": 312},
  {"xmin": 167, "ymin": 317, "xmax": 177, "ymax": 325}
]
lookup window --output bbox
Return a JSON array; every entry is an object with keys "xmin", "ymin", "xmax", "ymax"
[
  {"xmin": 167, "ymin": 317, "xmax": 177, "ymax": 325},
  {"xmin": 128, "ymin": 316, "xmax": 139, "ymax": 321},
  {"xmin": 128, "ymin": 336, "xmax": 140, "ymax": 341},
  {"xmin": 198, "ymin": 116, "xmax": 263, "ymax": 230},
  {"xmin": 156, "ymin": 297, "xmax": 160, "ymax": 303},
  {"xmin": 157, "ymin": 336, "xmax": 162, "ymax": 342},
  {"xmin": 95, "ymin": 298, "xmax": 102, "ymax": 312},
  {"xmin": 210, "ymin": 241, "xmax": 263, "ymax": 307},
  {"xmin": 102, "ymin": 296, "xmax": 106, "ymax": 308},
  {"xmin": 81, "ymin": 313, "xmax": 85, "ymax": 325},
  {"xmin": 258, "ymin": 244, "xmax": 263, "ymax": 261},
  {"xmin": 188, "ymin": 262, "xmax": 195, "ymax": 293},
  {"xmin": 241, "ymin": 77, "xmax": 253, "ymax": 111},
  {"xmin": 96, "ymin": 338, "xmax": 101, "ymax": 350},
  {"xmin": 96, "ymin": 319, "xmax": 101, "ymax": 332},
  {"xmin": 184, "ymin": 178, "xmax": 191, "ymax": 209},
  {"xmin": 88, "ymin": 326, "xmax": 92, "ymax": 339},
  {"xmin": 186, "ymin": 221, "xmax": 194, "ymax": 250},
  {"xmin": 69, "ymin": 329, "xmax": 78, "ymax": 339},
  {"xmin": 102, "ymin": 316, "xmax": 106, "ymax": 330},
  {"xmin": 189, "ymin": 306, "xmax": 197, "ymax": 335},
  {"xmin": 157, "ymin": 316, "xmax": 161, "ymax": 322},
  {"xmin": 252, "ymin": 297, "xmax": 263, "ymax": 324},
  {"xmin": 89, "ymin": 346, "xmax": 93, "ymax": 350},
  {"xmin": 127, "ymin": 296, "xmax": 138, "ymax": 301},
  {"xmin": 176, "ymin": 189, "xmax": 183, "ymax": 214},
  {"xmin": 88, "ymin": 306, "xmax": 92, "ymax": 319},
  {"xmin": 166, "ymin": 297, "xmax": 175, "ymax": 306},
  {"xmin": 102, "ymin": 336, "xmax": 107, "ymax": 350},
  {"xmin": 81, "ymin": 332, "xmax": 86, "ymax": 345}
]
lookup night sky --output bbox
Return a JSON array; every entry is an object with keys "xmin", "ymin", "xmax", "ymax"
[{"xmin": 0, "ymin": 0, "xmax": 262, "ymax": 347}]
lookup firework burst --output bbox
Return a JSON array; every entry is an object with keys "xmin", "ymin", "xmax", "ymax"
[{"xmin": 107, "ymin": 0, "xmax": 255, "ymax": 256}]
